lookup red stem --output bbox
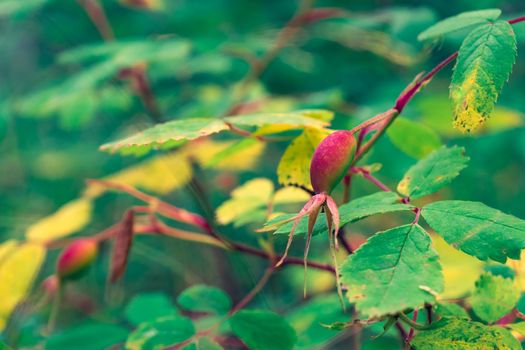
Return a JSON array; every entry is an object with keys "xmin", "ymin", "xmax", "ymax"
[
  {"xmin": 77, "ymin": 0, "xmax": 114, "ymax": 41},
  {"xmin": 351, "ymin": 167, "xmax": 392, "ymax": 192},
  {"xmin": 352, "ymin": 14, "xmax": 525, "ymax": 166},
  {"xmin": 406, "ymin": 310, "xmax": 419, "ymax": 342}
]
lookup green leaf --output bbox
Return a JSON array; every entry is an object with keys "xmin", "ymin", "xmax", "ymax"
[
  {"xmin": 0, "ymin": 0, "xmax": 48, "ymax": 17},
  {"xmin": 450, "ymin": 21, "xmax": 517, "ymax": 132},
  {"xmin": 230, "ymin": 310, "xmax": 297, "ymax": 350},
  {"xmin": 224, "ymin": 110, "xmax": 329, "ymax": 129},
  {"xmin": 411, "ymin": 317, "xmax": 520, "ymax": 350},
  {"xmin": 100, "ymin": 118, "xmax": 228, "ymax": 155},
  {"xmin": 268, "ymin": 191, "xmax": 411, "ymax": 237},
  {"xmin": 341, "ymin": 224, "xmax": 443, "ymax": 318},
  {"xmin": 125, "ymin": 316, "xmax": 195, "ymax": 350},
  {"xmin": 418, "ymin": 9, "xmax": 501, "ymax": 41},
  {"xmin": 101, "ymin": 110, "xmax": 329, "ymax": 156},
  {"xmin": 59, "ymin": 39, "xmax": 191, "ymax": 68},
  {"xmin": 470, "ymin": 273, "xmax": 520, "ymax": 323},
  {"xmin": 386, "ymin": 117, "xmax": 441, "ymax": 159},
  {"xmin": 125, "ymin": 293, "xmax": 178, "ymax": 327},
  {"xmin": 507, "ymin": 322, "xmax": 525, "ymax": 337},
  {"xmin": 422, "ymin": 200, "xmax": 525, "ymax": 263},
  {"xmin": 286, "ymin": 295, "xmax": 346, "ymax": 349},
  {"xmin": 177, "ymin": 285, "xmax": 232, "ymax": 315},
  {"xmin": 397, "ymin": 146, "xmax": 468, "ymax": 199},
  {"xmin": 277, "ymin": 127, "xmax": 330, "ymax": 190},
  {"xmin": 435, "ymin": 302, "xmax": 470, "ymax": 319},
  {"xmin": 46, "ymin": 322, "xmax": 129, "ymax": 350}
]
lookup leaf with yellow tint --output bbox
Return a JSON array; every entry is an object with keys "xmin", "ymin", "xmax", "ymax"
[
  {"xmin": 273, "ymin": 186, "xmax": 311, "ymax": 205},
  {"xmin": 26, "ymin": 198, "xmax": 93, "ymax": 243},
  {"xmin": 180, "ymin": 139, "xmax": 264, "ymax": 171},
  {"xmin": 87, "ymin": 153, "xmax": 193, "ymax": 197},
  {"xmin": 216, "ymin": 178, "xmax": 274, "ymax": 226},
  {"xmin": 450, "ymin": 21, "xmax": 516, "ymax": 133},
  {"xmin": 203, "ymin": 138, "xmax": 266, "ymax": 171},
  {"xmin": 277, "ymin": 127, "xmax": 331, "ymax": 190},
  {"xmin": 432, "ymin": 234, "xmax": 483, "ymax": 299},
  {"xmin": 100, "ymin": 118, "xmax": 229, "ymax": 155},
  {"xmin": 419, "ymin": 94, "xmax": 523, "ymax": 137},
  {"xmin": 0, "ymin": 240, "xmax": 17, "ymax": 263},
  {"xmin": 507, "ymin": 250, "xmax": 525, "ymax": 292},
  {"xmin": 0, "ymin": 243, "xmax": 46, "ymax": 330}
]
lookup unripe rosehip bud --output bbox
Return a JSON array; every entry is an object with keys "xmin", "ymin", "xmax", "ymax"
[
  {"xmin": 56, "ymin": 238, "xmax": 98, "ymax": 280},
  {"xmin": 310, "ymin": 130, "xmax": 357, "ymax": 194}
]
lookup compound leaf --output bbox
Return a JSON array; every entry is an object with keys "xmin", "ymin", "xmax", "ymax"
[
  {"xmin": 341, "ymin": 224, "xmax": 443, "ymax": 318},
  {"xmin": 422, "ymin": 200, "xmax": 525, "ymax": 263},
  {"xmin": 397, "ymin": 146, "xmax": 468, "ymax": 199}
]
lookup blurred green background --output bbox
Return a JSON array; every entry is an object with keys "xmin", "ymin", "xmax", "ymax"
[{"xmin": 2, "ymin": 0, "xmax": 525, "ymax": 349}]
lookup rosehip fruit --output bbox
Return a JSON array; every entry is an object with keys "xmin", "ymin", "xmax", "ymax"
[{"xmin": 310, "ymin": 130, "xmax": 357, "ymax": 194}]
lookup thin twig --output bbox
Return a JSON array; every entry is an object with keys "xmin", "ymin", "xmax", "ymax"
[{"xmin": 77, "ymin": 0, "xmax": 114, "ymax": 41}]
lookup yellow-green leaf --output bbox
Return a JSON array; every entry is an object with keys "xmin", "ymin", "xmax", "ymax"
[
  {"xmin": 0, "ymin": 243, "xmax": 46, "ymax": 330},
  {"xmin": 277, "ymin": 128, "xmax": 331, "ymax": 190},
  {"xmin": 203, "ymin": 138, "xmax": 266, "ymax": 171},
  {"xmin": 450, "ymin": 21, "xmax": 517, "ymax": 132},
  {"xmin": 216, "ymin": 178, "xmax": 274, "ymax": 226},
  {"xmin": 26, "ymin": 198, "xmax": 93, "ymax": 243},
  {"xmin": 87, "ymin": 153, "xmax": 193, "ymax": 197},
  {"xmin": 387, "ymin": 117, "xmax": 441, "ymax": 159},
  {"xmin": 100, "ymin": 118, "xmax": 229, "ymax": 155},
  {"xmin": 432, "ymin": 235, "xmax": 483, "ymax": 299},
  {"xmin": 273, "ymin": 187, "xmax": 311, "ymax": 205}
]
